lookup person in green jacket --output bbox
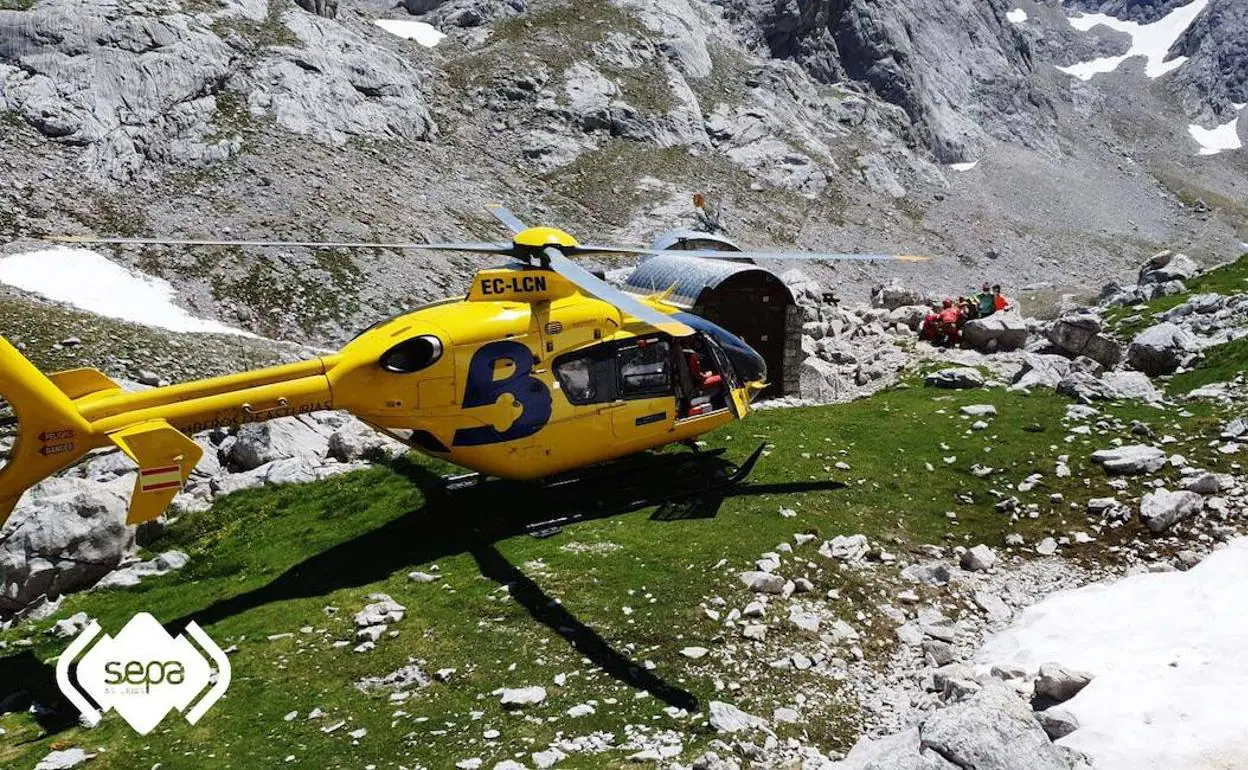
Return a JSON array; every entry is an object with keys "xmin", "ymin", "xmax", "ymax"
[{"xmin": 975, "ymin": 283, "xmax": 995, "ymax": 318}]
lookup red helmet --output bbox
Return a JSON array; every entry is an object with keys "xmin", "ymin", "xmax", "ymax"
[
  {"xmin": 942, "ymin": 298, "xmax": 953, "ymax": 308},
  {"xmin": 981, "ymin": 282, "xmax": 991, "ymax": 291}
]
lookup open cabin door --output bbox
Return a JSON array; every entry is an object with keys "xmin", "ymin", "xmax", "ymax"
[{"xmin": 610, "ymin": 336, "xmax": 676, "ymax": 441}]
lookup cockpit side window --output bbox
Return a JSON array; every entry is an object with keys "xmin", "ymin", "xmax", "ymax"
[
  {"xmin": 617, "ymin": 338, "xmax": 672, "ymax": 399},
  {"xmin": 554, "ymin": 348, "xmax": 614, "ymax": 405},
  {"xmin": 380, "ymin": 335, "xmax": 444, "ymax": 373}
]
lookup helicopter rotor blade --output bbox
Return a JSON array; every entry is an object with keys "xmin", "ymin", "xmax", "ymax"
[
  {"xmin": 485, "ymin": 203, "xmax": 529, "ymax": 235},
  {"xmin": 646, "ymin": 249, "xmax": 931, "ymax": 262},
  {"xmin": 567, "ymin": 245, "xmax": 656, "ymax": 257},
  {"xmin": 543, "ymin": 247, "xmax": 694, "ymax": 337},
  {"xmin": 565, "ymin": 244, "xmax": 931, "ymax": 262},
  {"xmin": 42, "ymin": 235, "xmax": 517, "ymax": 254}
]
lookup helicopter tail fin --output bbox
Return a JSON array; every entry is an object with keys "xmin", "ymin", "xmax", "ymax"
[
  {"xmin": 107, "ymin": 420, "xmax": 203, "ymax": 525},
  {"xmin": 0, "ymin": 337, "xmax": 201, "ymax": 528}
]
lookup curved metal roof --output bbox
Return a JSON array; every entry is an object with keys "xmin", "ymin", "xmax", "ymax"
[
  {"xmin": 623, "ymin": 254, "xmax": 792, "ymax": 308},
  {"xmin": 648, "ymin": 229, "xmax": 745, "ymax": 254}
]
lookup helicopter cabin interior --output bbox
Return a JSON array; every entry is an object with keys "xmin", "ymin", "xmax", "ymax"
[
  {"xmin": 625, "ymin": 253, "xmax": 800, "ymax": 399},
  {"xmin": 553, "ymin": 333, "xmax": 734, "ymax": 421}
]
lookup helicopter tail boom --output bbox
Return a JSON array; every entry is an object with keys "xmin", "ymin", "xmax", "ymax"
[
  {"xmin": 0, "ymin": 338, "xmax": 338, "ymax": 528},
  {"xmin": 0, "ymin": 336, "xmax": 99, "ymax": 527}
]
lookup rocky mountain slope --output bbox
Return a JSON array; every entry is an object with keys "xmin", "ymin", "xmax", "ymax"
[
  {"xmin": 1, "ymin": 0, "xmax": 1246, "ymax": 346},
  {"xmin": 3, "ymin": 3, "xmax": 1248, "ymax": 765}
]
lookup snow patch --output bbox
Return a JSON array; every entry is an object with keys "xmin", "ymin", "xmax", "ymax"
[
  {"xmin": 1188, "ymin": 107, "xmax": 1244, "ymax": 156},
  {"xmin": 977, "ymin": 538, "xmax": 1248, "ymax": 770},
  {"xmin": 1058, "ymin": 0, "xmax": 1209, "ymax": 80},
  {"xmin": 0, "ymin": 247, "xmax": 256, "ymax": 337},
  {"xmin": 1007, "ymin": 8, "xmax": 1028, "ymax": 24},
  {"xmin": 374, "ymin": 19, "xmax": 446, "ymax": 48},
  {"xmin": 950, "ymin": 161, "xmax": 979, "ymax": 172}
]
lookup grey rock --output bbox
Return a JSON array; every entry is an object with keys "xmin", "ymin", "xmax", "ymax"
[
  {"xmin": 1035, "ymin": 707, "xmax": 1080, "ymax": 740},
  {"xmin": 1047, "ymin": 313, "xmax": 1123, "ymax": 369},
  {"xmin": 227, "ymin": 419, "xmax": 330, "ymax": 472},
  {"xmin": 800, "ymin": 355, "xmax": 854, "ymax": 402},
  {"xmin": 1090, "ymin": 445, "xmax": 1166, "ymax": 475},
  {"xmin": 295, "ymin": 0, "xmax": 337, "ymax": 17},
  {"xmin": 920, "ymin": 684, "xmax": 1069, "ymax": 770},
  {"xmin": 1224, "ymin": 417, "xmax": 1248, "ymax": 439},
  {"xmin": 708, "ymin": 700, "xmax": 768, "ymax": 733},
  {"xmin": 1010, "ymin": 354, "xmax": 1072, "ymax": 392},
  {"xmin": 960, "ymin": 404, "xmax": 997, "ymax": 418},
  {"xmin": 872, "ymin": 283, "xmax": 928, "ymax": 310},
  {"xmin": 1, "ymin": 477, "xmax": 134, "ymax": 612},
  {"xmin": 1087, "ymin": 497, "xmax": 1118, "ymax": 515},
  {"xmin": 973, "ymin": 591, "xmax": 1012, "ymax": 622},
  {"xmin": 738, "ymin": 571, "xmax": 786, "ymax": 594},
  {"xmin": 405, "ymin": 0, "xmax": 525, "ymax": 27},
  {"xmin": 1035, "ymin": 537, "xmax": 1058, "ymax": 556},
  {"xmin": 354, "ymin": 595, "xmax": 406, "ymax": 627},
  {"xmin": 823, "ymin": 534, "xmax": 870, "ymax": 562},
  {"xmin": 919, "ymin": 609, "xmax": 958, "ymax": 643},
  {"xmin": 1034, "ymin": 663, "xmax": 1094, "ymax": 703},
  {"xmin": 962, "ymin": 311, "xmax": 1028, "ymax": 353},
  {"xmin": 922, "ymin": 639, "xmax": 956, "ymax": 667},
  {"xmin": 1182, "ymin": 472, "xmax": 1232, "ymax": 495},
  {"xmin": 244, "ymin": 11, "xmax": 434, "ymax": 147},
  {"xmin": 833, "ymin": 727, "xmax": 958, "ymax": 769},
  {"xmin": 960, "ymin": 544, "xmax": 997, "ymax": 572},
  {"xmin": 499, "ymin": 685, "xmax": 547, "ymax": 708},
  {"xmin": 49, "ymin": 611, "xmax": 91, "ymax": 639},
  {"xmin": 725, "ymin": 0, "xmax": 1056, "ymax": 162},
  {"xmin": 356, "ymin": 658, "xmax": 429, "ymax": 688},
  {"xmin": 1139, "ymin": 489, "xmax": 1203, "ymax": 533},
  {"xmin": 0, "ymin": 2, "xmax": 237, "ymax": 180},
  {"xmin": 896, "ymin": 623, "xmax": 925, "ymax": 646},
  {"xmin": 924, "ymin": 368, "xmax": 984, "ymax": 390},
  {"xmin": 1100, "ymin": 371, "xmax": 1164, "ymax": 403},
  {"xmin": 34, "ymin": 749, "xmax": 94, "ymax": 770},
  {"xmin": 327, "ymin": 422, "xmax": 404, "ymax": 463},
  {"xmin": 1138, "ymin": 252, "xmax": 1200, "ymax": 285},
  {"xmin": 1127, "ymin": 323, "xmax": 1200, "ymax": 376},
  {"xmin": 990, "ymin": 663, "xmax": 1027, "ymax": 681},
  {"xmin": 93, "ymin": 549, "xmax": 189, "ymax": 590},
  {"xmin": 901, "ymin": 563, "xmax": 951, "ymax": 586}
]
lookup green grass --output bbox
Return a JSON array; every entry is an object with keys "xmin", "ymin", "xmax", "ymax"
[
  {"xmin": 1169, "ymin": 336, "xmax": 1248, "ymax": 394},
  {"xmin": 1105, "ymin": 252, "xmax": 1248, "ymax": 338},
  {"xmin": 2, "ymin": 377, "xmax": 1235, "ymax": 769}
]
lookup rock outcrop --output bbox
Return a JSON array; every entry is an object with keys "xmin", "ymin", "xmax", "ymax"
[
  {"xmin": 1047, "ymin": 312, "xmax": 1123, "ymax": 369},
  {"xmin": 719, "ymin": 0, "xmax": 1057, "ymax": 162},
  {"xmin": 962, "ymin": 310, "xmax": 1028, "ymax": 353},
  {"xmin": 1126, "ymin": 323, "xmax": 1200, "ymax": 376}
]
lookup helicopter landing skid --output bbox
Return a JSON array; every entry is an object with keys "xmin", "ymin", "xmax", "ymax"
[
  {"xmin": 525, "ymin": 442, "xmax": 766, "ymax": 538},
  {"xmin": 441, "ymin": 472, "xmax": 482, "ymax": 491}
]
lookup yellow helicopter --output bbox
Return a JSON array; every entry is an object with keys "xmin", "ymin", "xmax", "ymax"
[{"xmin": 0, "ymin": 205, "xmax": 926, "ymax": 528}]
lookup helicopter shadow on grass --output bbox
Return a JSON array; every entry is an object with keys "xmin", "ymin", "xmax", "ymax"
[
  {"xmin": 1, "ymin": 450, "xmax": 845, "ymax": 730},
  {"xmin": 165, "ymin": 451, "xmax": 845, "ymax": 710}
]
